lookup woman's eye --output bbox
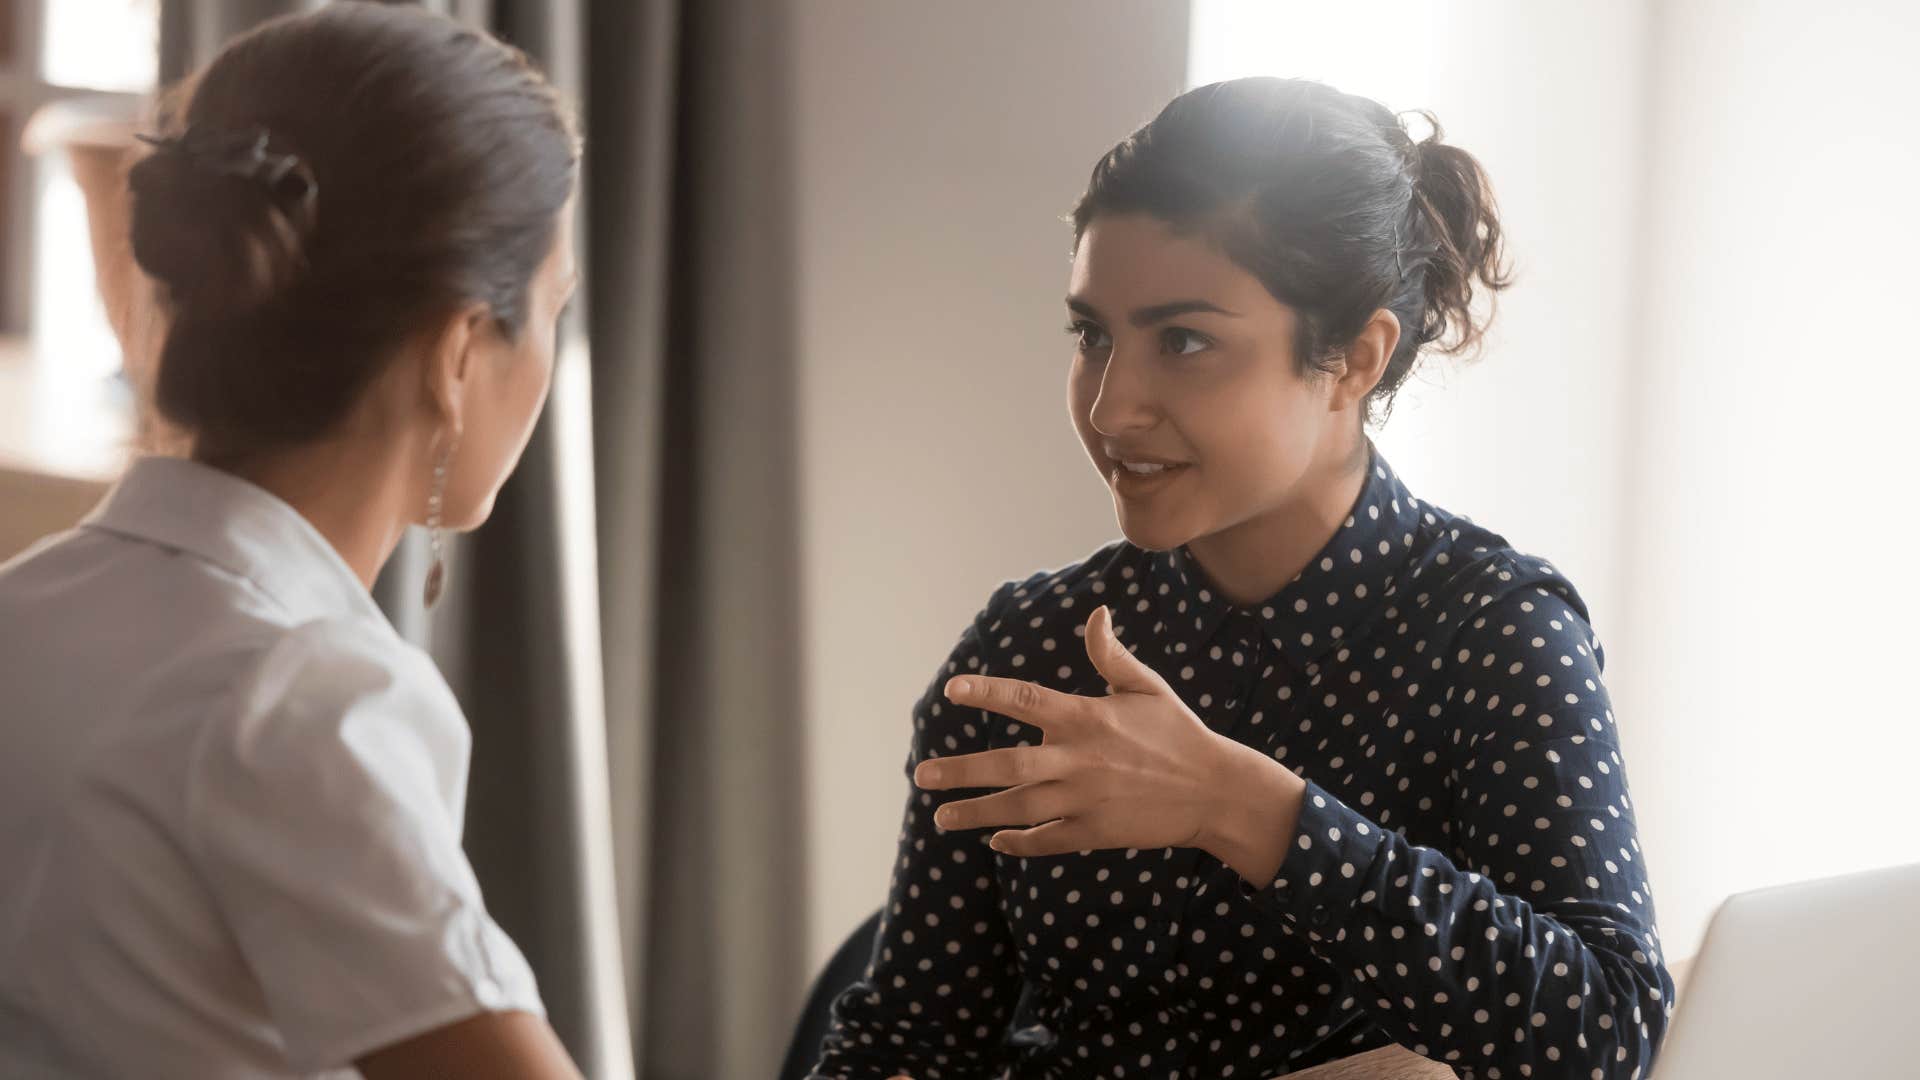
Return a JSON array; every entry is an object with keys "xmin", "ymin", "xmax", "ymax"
[
  {"xmin": 1066, "ymin": 320, "xmax": 1112, "ymax": 354},
  {"xmin": 1162, "ymin": 327, "xmax": 1212, "ymax": 356}
]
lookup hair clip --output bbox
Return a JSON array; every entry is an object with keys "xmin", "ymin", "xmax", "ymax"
[{"xmin": 138, "ymin": 125, "xmax": 317, "ymax": 212}]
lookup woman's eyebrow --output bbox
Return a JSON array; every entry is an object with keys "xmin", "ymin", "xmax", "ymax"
[
  {"xmin": 1126, "ymin": 299, "xmax": 1240, "ymax": 326},
  {"xmin": 1064, "ymin": 296, "xmax": 1241, "ymax": 326}
]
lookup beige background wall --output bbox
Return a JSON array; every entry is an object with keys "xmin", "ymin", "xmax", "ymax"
[
  {"xmin": 1606, "ymin": 0, "xmax": 1920, "ymax": 958},
  {"xmin": 790, "ymin": 1, "xmax": 1191, "ymax": 970}
]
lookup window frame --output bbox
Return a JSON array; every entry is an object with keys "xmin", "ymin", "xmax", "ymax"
[
  {"xmin": 2, "ymin": 0, "xmax": 154, "ymax": 338},
  {"xmin": 1, "ymin": 0, "xmax": 48, "ymax": 335}
]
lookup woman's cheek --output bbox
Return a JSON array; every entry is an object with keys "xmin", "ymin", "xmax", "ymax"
[{"xmin": 1214, "ymin": 385, "xmax": 1315, "ymax": 483}]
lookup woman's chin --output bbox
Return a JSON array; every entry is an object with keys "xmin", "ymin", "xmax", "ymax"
[{"xmin": 1113, "ymin": 507, "xmax": 1197, "ymax": 554}]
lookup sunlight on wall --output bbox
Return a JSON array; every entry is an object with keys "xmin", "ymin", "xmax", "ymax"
[
  {"xmin": 1186, "ymin": 0, "xmax": 1920, "ymax": 963},
  {"xmin": 1188, "ymin": 0, "xmax": 1436, "ymax": 112}
]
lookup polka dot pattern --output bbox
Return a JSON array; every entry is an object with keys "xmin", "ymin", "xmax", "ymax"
[{"xmin": 813, "ymin": 454, "xmax": 1673, "ymax": 1079}]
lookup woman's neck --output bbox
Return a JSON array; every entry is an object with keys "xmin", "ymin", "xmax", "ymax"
[
  {"xmin": 1183, "ymin": 436, "xmax": 1371, "ymax": 609},
  {"xmin": 209, "ymin": 434, "xmax": 422, "ymax": 591}
]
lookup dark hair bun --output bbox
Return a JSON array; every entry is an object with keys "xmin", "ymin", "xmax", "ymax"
[
  {"xmin": 123, "ymin": 3, "xmax": 578, "ymax": 462},
  {"xmin": 1407, "ymin": 117, "xmax": 1511, "ymax": 357},
  {"xmin": 128, "ymin": 130, "xmax": 318, "ymax": 320}
]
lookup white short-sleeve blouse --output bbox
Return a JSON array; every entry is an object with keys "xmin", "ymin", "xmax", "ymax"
[{"xmin": 0, "ymin": 456, "xmax": 542, "ymax": 1078}]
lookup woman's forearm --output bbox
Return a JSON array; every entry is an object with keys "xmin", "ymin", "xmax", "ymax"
[{"xmin": 1197, "ymin": 738, "xmax": 1307, "ymax": 885}]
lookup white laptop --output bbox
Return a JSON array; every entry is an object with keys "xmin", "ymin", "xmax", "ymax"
[{"xmin": 1654, "ymin": 860, "xmax": 1920, "ymax": 1078}]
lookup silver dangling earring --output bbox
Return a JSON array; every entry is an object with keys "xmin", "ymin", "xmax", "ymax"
[{"xmin": 423, "ymin": 437, "xmax": 456, "ymax": 609}]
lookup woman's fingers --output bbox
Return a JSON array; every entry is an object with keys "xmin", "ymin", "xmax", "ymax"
[
  {"xmin": 914, "ymin": 745, "xmax": 1068, "ymax": 792},
  {"xmin": 1084, "ymin": 604, "xmax": 1165, "ymax": 695},
  {"xmin": 934, "ymin": 781, "xmax": 1073, "ymax": 832},
  {"xmin": 989, "ymin": 817, "xmax": 1099, "ymax": 858},
  {"xmin": 943, "ymin": 674, "xmax": 1091, "ymax": 732}
]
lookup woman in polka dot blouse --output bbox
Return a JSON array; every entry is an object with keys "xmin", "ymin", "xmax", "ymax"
[{"xmin": 812, "ymin": 77, "xmax": 1674, "ymax": 1080}]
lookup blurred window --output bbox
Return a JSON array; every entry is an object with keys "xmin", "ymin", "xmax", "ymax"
[{"xmin": 3, "ymin": 0, "xmax": 158, "ymax": 378}]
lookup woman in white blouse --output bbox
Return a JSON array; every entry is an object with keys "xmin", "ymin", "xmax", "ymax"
[{"xmin": 0, "ymin": 5, "xmax": 583, "ymax": 1077}]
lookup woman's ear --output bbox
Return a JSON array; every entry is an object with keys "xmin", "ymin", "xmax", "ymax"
[
  {"xmin": 1329, "ymin": 308, "xmax": 1401, "ymax": 413},
  {"xmin": 422, "ymin": 303, "xmax": 490, "ymax": 436}
]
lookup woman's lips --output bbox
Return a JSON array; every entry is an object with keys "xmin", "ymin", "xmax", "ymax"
[{"xmin": 1109, "ymin": 460, "xmax": 1190, "ymax": 497}]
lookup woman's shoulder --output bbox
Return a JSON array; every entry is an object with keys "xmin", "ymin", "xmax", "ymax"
[
  {"xmin": 164, "ymin": 615, "xmax": 468, "ymax": 847},
  {"xmin": 221, "ymin": 615, "xmax": 462, "ymax": 747},
  {"xmin": 975, "ymin": 538, "xmax": 1143, "ymax": 632},
  {"xmin": 1399, "ymin": 500, "xmax": 1592, "ymax": 630},
  {"xmin": 125, "ymin": 610, "xmax": 436, "ymax": 712},
  {"xmin": 1388, "ymin": 507, "xmax": 1611, "ymax": 697},
  {"xmin": 102, "ymin": 614, "xmax": 459, "ymax": 790},
  {"xmin": 57, "ymin": 614, "xmax": 461, "ymax": 869}
]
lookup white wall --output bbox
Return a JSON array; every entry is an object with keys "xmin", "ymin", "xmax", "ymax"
[
  {"xmin": 790, "ymin": 2, "xmax": 1192, "ymax": 971},
  {"xmin": 1610, "ymin": 0, "xmax": 1920, "ymax": 956}
]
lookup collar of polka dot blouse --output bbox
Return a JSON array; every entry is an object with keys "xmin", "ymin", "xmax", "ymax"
[{"xmin": 1149, "ymin": 445, "xmax": 1424, "ymax": 674}]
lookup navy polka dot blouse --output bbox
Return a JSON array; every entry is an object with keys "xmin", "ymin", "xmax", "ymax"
[{"xmin": 813, "ymin": 452, "xmax": 1674, "ymax": 1079}]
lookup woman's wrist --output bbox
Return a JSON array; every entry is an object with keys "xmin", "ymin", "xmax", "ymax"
[{"xmin": 1197, "ymin": 737, "xmax": 1308, "ymax": 886}]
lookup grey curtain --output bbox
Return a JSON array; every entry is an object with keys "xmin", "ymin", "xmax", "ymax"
[
  {"xmin": 630, "ymin": 1, "xmax": 811, "ymax": 1075},
  {"xmin": 159, "ymin": 1, "xmax": 811, "ymax": 1076}
]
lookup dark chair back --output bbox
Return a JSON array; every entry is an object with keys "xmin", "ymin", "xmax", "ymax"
[{"xmin": 779, "ymin": 907, "xmax": 884, "ymax": 1080}]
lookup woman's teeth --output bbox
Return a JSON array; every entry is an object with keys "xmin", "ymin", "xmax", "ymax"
[{"xmin": 1121, "ymin": 461, "xmax": 1172, "ymax": 475}]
